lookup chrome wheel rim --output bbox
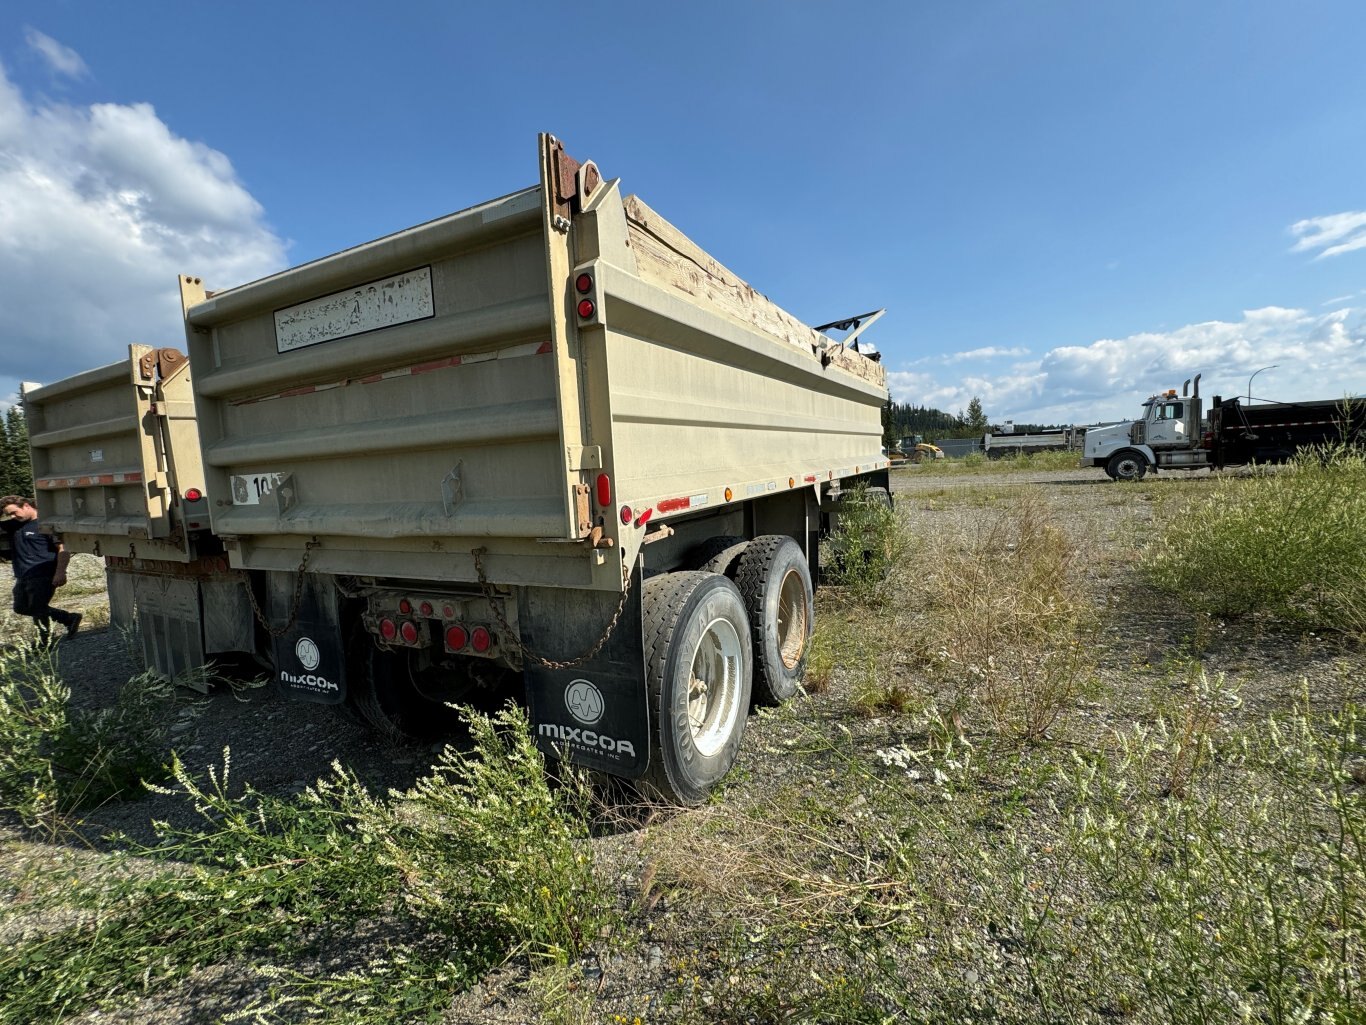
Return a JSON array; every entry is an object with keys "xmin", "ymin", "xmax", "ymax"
[{"xmin": 687, "ymin": 616, "xmax": 744, "ymax": 757}]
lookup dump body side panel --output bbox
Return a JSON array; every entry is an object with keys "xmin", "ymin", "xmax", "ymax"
[
  {"xmin": 570, "ymin": 182, "xmax": 888, "ymax": 573},
  {"xmin": 1212, "ymin": 397, "xmax": 1366, "ymax": 466}
]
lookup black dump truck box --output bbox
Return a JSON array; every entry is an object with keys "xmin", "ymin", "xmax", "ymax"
[{"xmin": 1209, "ymin": 396, "xmax": 1366, "ymax": 467}]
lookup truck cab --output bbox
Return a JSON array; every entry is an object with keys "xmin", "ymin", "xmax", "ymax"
[{"xmin": 1083, "ymin": 377, "xmax": 1209, "ymax": 480}]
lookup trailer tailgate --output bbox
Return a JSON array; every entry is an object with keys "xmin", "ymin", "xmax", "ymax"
[
  {"xmin": 182, "ymin": 186, "xmax": 576, "ymax": 578},
  {"xmin": 23, "ymin": 345, "xmax": 186, "ymax": 556}
]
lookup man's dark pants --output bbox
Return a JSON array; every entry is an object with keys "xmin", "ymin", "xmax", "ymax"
[{"xmin": 13, "ymin": 573, "xmax": 76, "ymax": 644}]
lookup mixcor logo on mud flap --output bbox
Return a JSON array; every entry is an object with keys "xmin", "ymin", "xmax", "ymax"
[
  {"xmin": 279, "ymin": 635, "xmax": 337, "ymax": 693},
  {"xmin": 295, "ymin": 637, "xmax": 321, "ymax": 671},
  {"xmin": 565, "ymin": 679, "xmax": 605, "ymax": 725},
  {"xmin": 539, "ymin": 679, "xmax": 635, "ymax": 756}
]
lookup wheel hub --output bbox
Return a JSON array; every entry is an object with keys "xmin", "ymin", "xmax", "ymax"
[{"xmin": 686, "ymin": 616, "xmax": 743, "ymax": 757}]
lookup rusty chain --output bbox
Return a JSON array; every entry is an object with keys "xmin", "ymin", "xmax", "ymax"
[
  {"xmin": 244, "ymin": 539, "xmax": 320, "ymax": 638},
  {"xmin": 470, "ymin": 546, "xmax": 632, "ymax": 670}
]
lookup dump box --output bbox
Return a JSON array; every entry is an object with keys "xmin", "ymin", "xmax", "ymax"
[
  {"xmin": 23, "ymin": 345, "xmax": 254, "ymax": 679},
  {"xmin": 182, "ymin": 134, "xmax": 889, "ymax": 802}
]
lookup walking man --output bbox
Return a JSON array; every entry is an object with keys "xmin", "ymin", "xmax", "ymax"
[{"xmin": 1, "ymin": 496, "xmax": 81, "ymax": 644}]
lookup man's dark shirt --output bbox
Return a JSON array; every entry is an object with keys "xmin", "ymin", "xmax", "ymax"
[{"xmin": 6, "ymin": 519, "xmax": 59, "ymax": 580}]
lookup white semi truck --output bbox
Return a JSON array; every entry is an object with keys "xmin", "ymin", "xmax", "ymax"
[
  {"xmin": 176, "ymin": 134, "xmax": 891, "ymax": 803},
  {"xmin": 1084, "ymin": 374, "xmax": 1365, "ymax": 480}
]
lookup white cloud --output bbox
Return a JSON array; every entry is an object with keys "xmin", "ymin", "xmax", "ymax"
[
  {"xmin": 888, "ymin": 306, "xmax": 1366, "ymax": 427},
  {"xmin": 947, "ymin": 345, "xmax": 1030, "ymax": 362},
  {"xmin": 0, "ymin": 54, "xmax": 286, "ymax": 405},
  {"xmin": 24, "ymin": 27, "xmax": 89, "ymax": 80},
  {"xmin": 1289, "ymin": 211, "xmax": 1366, "ymax": 260}
]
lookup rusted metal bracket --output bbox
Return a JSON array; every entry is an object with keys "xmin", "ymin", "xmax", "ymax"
[
  {"xmin": 574, "ymin": 483, "xmax": 592, "ymax": 534},
  {"xmin": 137, "ymin": 347, "xmax": 188, "ymax": 382},
  {"xmin": 546, "ymin": 135, "xmax": 603, "ymax": 221}
]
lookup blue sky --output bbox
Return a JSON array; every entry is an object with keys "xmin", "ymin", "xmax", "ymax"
[{"xmin": 2, "ymin": 1, "xmax": 1364, "ymax": 426}]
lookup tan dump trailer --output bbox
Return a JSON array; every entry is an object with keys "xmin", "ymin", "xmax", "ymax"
[
  {"xmin": 180, "ymin": 134, "xmax": 890, "ymax": 803},
  {"xmin": 22, "ymin": 345, "xmax": 255, "ymax": 681}
]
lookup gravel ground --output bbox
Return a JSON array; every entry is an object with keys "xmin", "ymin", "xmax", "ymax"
[{"xmin": 2, "ymin": 467, "xmax": 1362, "ymax": 1023}]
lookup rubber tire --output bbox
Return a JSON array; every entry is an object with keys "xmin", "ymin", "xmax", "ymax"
[
  {"xmin": 640, "ymin": 572, "xmax": 753, "ymax": 806},
  {"xmin": 735, "ymin": 535, "xmax": 813, "ymax": 706},
  {"xmin": 1107, "ymin": 451, "xmax": 1148, "ymax": 482},
  {"xmin": 686, "ymin": 535, "xmax": 748, "ymax": 578}
]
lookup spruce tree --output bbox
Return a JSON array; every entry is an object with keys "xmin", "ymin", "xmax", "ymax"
[{"xmin": 1, "ymin": 405, "xmax": 33, "ymax": 497}]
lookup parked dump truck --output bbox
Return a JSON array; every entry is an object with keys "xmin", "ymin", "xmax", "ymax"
[
  {"xmin": 983, "ymin": 426, "xmax": 1079, "ymax": 457},
  {"xmin": 1083, "ymin": 374, "xmax": 1366, "ymax": 481},
  {"xmin": 179, "ymin": 134, "xmax": 890, "ymax": 803},
  {"xmin": 22, "ymin": 345, "xmax": 257, "ymax": 680}
]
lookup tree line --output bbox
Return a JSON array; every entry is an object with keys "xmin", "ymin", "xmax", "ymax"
[{"xmin": 882, "ymin": 397, "xmax": 990, "ymax": 445}]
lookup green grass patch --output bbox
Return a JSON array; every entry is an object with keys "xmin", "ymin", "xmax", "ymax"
[
  {"xmin": 0, "ymin": 704, "xmax": 606, "ymax": 1024},
  {"xmin": 645, "ymin": 685, "xmax": 1366, "ymax": 1024},
  {"xmin": 1144, "ymin": 448, "xmax": 1366, "ymax": 634},
  {"xmin": 904, "ymin": 449, "xmax": 1084, "ymax": 476},
  {"xmin": 0, "ymin": 645, "xmax": 193, "ymax": 829},
  {"xmin": 822, "ymin": 483, "xmax": 912, "ymax": 607},
  {"xmin": 913, "ymin": 487, "xmax": 1098, "ymax": 740}
]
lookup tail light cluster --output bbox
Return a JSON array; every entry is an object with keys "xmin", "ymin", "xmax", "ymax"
[
  {"xmin": 374, "ymin": 594, "xmax": 498, "ymax": 657},
  {"xmin": 575, "ymin": 270, "xmax": 596, "ymax": 321}
]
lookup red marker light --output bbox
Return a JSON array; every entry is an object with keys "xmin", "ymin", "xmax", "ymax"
[
  {"xmin": 398, "ymin": 598, "xmax": 412, "ymax": 615},
  {"xmin": 446, "ymin": 625, "xmax": 468, "ymax": 650},
  {"xmin": 620, "ymin": 505, "xmax": 633, "ymax": 525},
  {"xmin": 184, "ymin": 488, "xmax": 203, "ymax": 502},
  {"xmin": 442, "ymin": 605, "xmax": 455, "ymax": 619},
  {"xmin": 419, "ymin": 600, "xmax": 434, "ymax": 617},
  {"xmin": 471, "ymin": 626, "xmax": 492, "ymax": 653},
  {"xmin": 575, "ymin": 273, "xmax": 593, "ymax": 294},
  {"xmin": 379, "ymin": 618, "xmax": 397, "ymax": 641},
  {"xmin": 577, "ymin": 298, "xmax": 595, "ymax": 319},
  {"xmin": 399, "ymin": 621, "xmax": 419, "ymax": 645},
  {"xmin": 596, "ymin": 473, "xmax": 611, "ymax": 507}
]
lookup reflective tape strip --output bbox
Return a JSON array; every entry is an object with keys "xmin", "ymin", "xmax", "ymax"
[
  {"xmin": 36, "ymin": 472, "xmax": 143, "ymax": 489},
  {"xmin": 656, "ymin": 493, "xmax": 710, "ymax": 514}
]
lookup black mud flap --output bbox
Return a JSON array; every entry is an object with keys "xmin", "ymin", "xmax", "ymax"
[
  {"xmin": 521, "ymin": 563, "xmax": 649, "ymax": 778},
  {"xmin": 267, "ymin": 571, "xmax": 346, "ymax": 705}
]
